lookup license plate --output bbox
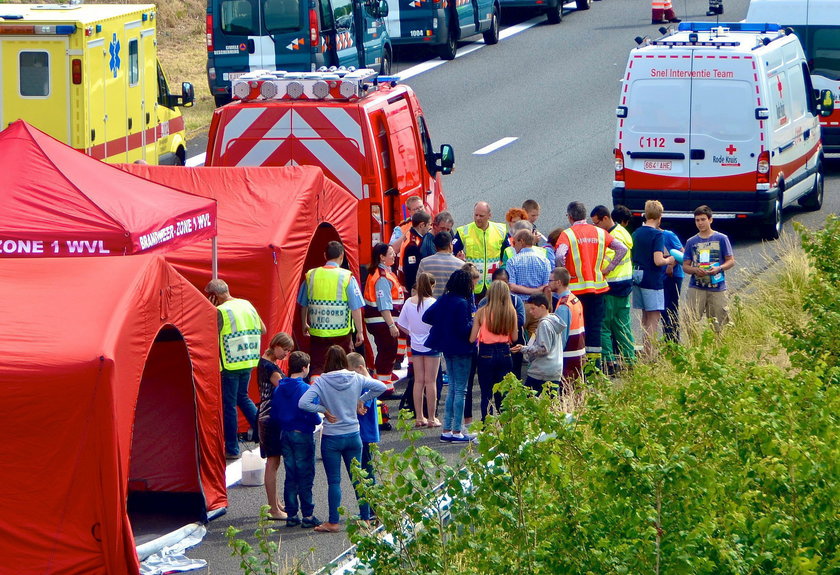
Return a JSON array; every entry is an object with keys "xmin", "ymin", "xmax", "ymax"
[
  {"xmin": 226, "ymin": 72, "xmax": 247, "ymax": 81},
  {"xmin": 644, "ymin": 160, "xmax": 672, "ymax": 171}
]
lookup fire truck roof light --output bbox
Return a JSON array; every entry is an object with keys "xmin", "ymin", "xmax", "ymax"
[
  {"xmin": 232, "ymin": 68, "xmax": 380, "ymax": 102},
  {"xmin": 376, "ymin": 75, "xmax": 400, "ymax": 85}
]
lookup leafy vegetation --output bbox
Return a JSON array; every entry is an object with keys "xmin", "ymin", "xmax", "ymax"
[{"xmin": 350, "ymin": 218, "xmax": 840, "ymax": 574}]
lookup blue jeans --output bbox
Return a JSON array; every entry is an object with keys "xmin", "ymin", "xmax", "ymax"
[
  {"xmin": 443, "ymin": 354, "xmax": 472, "ymax": 433},
  {"xmin": 281, "ymin": 430, "xmax": 316, "ymax": 518},
  {"xmin": 476, "ymin": 343, "xmax": 512, "ymax": 420},
  {"xmin": 321, "ymin": 432, "xmax": 363, "ymax": 524},
  {"xmin": 221, "ymin": 368, "xmax": 258, "ymax": 455}
]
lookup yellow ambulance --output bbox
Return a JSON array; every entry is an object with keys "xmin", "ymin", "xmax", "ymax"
[{"xmin": 0, "ymin": 3, "xmax": 194, "ymax": 164}]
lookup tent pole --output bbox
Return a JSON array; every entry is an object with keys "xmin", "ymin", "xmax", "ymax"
[{"xmin": 212, "ymin": 237, "xmax": 218, "ymax": 279}]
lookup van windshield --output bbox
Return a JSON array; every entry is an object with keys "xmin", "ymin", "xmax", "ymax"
[{"xmin": 264, "ymin": 0, "xmax": 302, "ymax": 32}]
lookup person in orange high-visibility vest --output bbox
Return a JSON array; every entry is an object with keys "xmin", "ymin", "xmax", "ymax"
[
  {"xmin": 364, "ymin": 243, "xmax": 405, "ymax": 390},
  {"xmin": 554, "ymin": 201, "xmax": 627, "ymax": 369},
  {"xmin": 547, "ymin": 267, "xmax": 586, "ymax": 391},
  {"xmin": 651, "ymin": 0, "xmax": 680, "ymax": 24}
]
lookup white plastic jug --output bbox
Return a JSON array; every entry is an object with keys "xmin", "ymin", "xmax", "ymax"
[{"xmin": 240, "ymin": 448, "xmax": 266, "ymax": 486}]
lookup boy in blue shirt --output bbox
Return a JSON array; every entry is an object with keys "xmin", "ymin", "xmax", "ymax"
[
  {"xmin": 272, "ymin": 352, "xmax": 322, "ymax": 528},
  {"xmin": 347, "ymin": 352, "xmax": 379, "ymax": 523}
]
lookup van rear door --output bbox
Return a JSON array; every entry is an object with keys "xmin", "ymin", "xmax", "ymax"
[
  {"xmin": 620, "ymin": 53, "xmax": 693, "ymax": 209},
  {"xmin": 686, "ymin": 53, "xmax": 763, "ymax": 200},
  {"xmin": 0, "ymin": 36, "xmax": 70, "ymax": 144}
]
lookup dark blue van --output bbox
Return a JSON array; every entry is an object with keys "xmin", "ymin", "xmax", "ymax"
[
  {"xmin": 207, "ymin": 0, "xmax": 391, "ymax": 106},
  {"xmin": 385, "ymin": 0, "xmax": 500, "ymax": 60}
]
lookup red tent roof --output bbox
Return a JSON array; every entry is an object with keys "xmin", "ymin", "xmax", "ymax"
[
  {"xmin": 0, "ymin": 121, "xmax": 216, "ymax": 257},
  {"xmin": 121, "ymin": 164, "xmax": 360, "ymax": 339},
  {"xmin": 0, "ymin": 255, "xmax": 226, "ymax": 575}
]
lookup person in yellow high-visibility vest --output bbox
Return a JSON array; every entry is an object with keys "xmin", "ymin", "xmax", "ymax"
[
  {"xmin": 453, "ymin": 201, "xmax": 509, "ymax": 300},
  {"xmin": 591, "ymin": 205, "xmax": 636, "ymax": 374},
  {"xmin": 298, "ymin": 241, "xmax": 365, "ymax": 376},
  {"xmin": 206, "ymin": 278, "xmax": 267, "ymax": 461}
]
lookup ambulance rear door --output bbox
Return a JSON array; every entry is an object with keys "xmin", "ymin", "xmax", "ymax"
[
  {"xmin": 686, "ymin": 52, "xmax": 763, "ymax": 200},
  {"xmin": 619, "ymin": 52, "xmax": 693, "ymax": 210},
  {"xmin": 0, "ymin": 36, "xmax": 70, "ymax": 144}
]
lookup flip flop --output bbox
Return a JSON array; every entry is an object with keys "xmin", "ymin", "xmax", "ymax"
[{"xmin": 314, "ymin": 523, "xmax": 341, "ymax": 533}]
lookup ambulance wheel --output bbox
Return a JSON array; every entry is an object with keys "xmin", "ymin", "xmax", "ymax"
[
  {"xmin": 214, "ymin": 94, "xmax": 232, "ymax": 108},
  {"xmin": 576, "ymin": 0, "xmax": 591, "ymax": 10},
  {"xmin": 380, "ymin": 48, "xmax": 392, "ymax": 75},
  {"xmin": 546, "ymin": 3, "xmax": 562, "ymax": 24},
  {"xmin": 440, "ymin": 27, "xmax": 457, "ymax": 60},
  {"xmin": 484, "ymin": 6, "xmax": 501, "ymax": 43},
  {"xmin": 799, "ymin": 169, "xmax": 824, "ymax": 211},
  {"xmin": 175, "ymin": 148, "xmax": 186, "ymax": 166},
  {"xmin": 762, "ymin": 197, "xmax": 782, "ymax": 240}
]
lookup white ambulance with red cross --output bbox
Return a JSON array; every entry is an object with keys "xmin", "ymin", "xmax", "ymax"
[
  {"xmin": 204, "ymin": 68, "xmax": 454, "ymax": 265},
  {"xmin": 613, "ymin": 23, "xmax": 835, "ymax": 239}
]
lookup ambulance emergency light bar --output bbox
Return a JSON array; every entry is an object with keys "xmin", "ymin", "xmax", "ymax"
[
  {"xmin": 232, "ymin": 67, "xmax": 381, "ymax": 102},
  {"xmin": 651, "ymin": 26, "xmax": 741, "ymax": 47},
  {"xmin": 677, "ymin": 22, "xmax": 781, "ymax": 33},
  {"xmin": 0, "ymin": 23, "xmax": 77, "ymax": 35}
]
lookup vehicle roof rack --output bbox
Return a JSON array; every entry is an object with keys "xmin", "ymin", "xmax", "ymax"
[{"xmin": 232, "ymin": 67, "xmax": 381, "ymax": 102}]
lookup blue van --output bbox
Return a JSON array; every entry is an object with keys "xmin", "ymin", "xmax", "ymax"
[
  {"xmin": 207, "ymin": 0, "xmax": 391, "ymax": 106},
  {"xmin": 385, "ymin": 0, "xmax": 500, "ymax": 60},
  {"xmin": 501, "ymin": 0, "xmax": 591, "ymax": 25}
]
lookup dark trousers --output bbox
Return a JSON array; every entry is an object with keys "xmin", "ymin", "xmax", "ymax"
[
  {"xmin": 359, "ymin": 442, "xmax": 375, "ymax": 520},
  {"xmin": 280, "ymin": 430, "xmax": 316, "ymax": 518},
  {"xmin": 309, "ymin": 334, "xmax": 352, "ymax": 376},
  {"xmin": 476, "ymin": 343, "xmax": 512, "ymax": 420},
  {"xmin": 366, "ymin": 322, "xmax": 398, "ymax": 381},
  {"xmin": 662, "ymin": 275, "xmax": 683, "ymax": 342},
  {"xmin": 464, "ymin": 348, "xmax": 478, "ymax": 420},
  {"xmin": 577, "ymin": 292, "xmax": 606, "ymax": 367},
  {"xmin": 524, "ymin": 376, "xmax": 546, "ymax": 394}
]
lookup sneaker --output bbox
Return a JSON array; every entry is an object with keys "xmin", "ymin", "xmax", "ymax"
[
  {"xmin": 439, "ymin": 432, "xmax": 454, "ymax": 443},
  {"xmin": 301, "ymin": 515, "xmax": 322, "ymax": 529},
  {"xmin": 449, "ymin": 433, "xmax": 476, "ymax": 443},
  {"xmin": 285, "ymin": 516, "xmax": 301, "ymax": 528}
]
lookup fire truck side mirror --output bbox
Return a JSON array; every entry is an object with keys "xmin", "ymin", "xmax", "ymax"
[
  {"xmin": 817, "ymin": 89, "xmax": 834, "ymax": 118},
  {"xmin": 437, "ymin": 144, "xmax": 454, "ymax": 175}
]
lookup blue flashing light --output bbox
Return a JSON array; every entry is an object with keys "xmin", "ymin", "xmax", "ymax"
[
  {"xmin": 677, "ymin": 22, "xmax": 781, "ymax": 32},
  {"xmin": 376, "ymin": 75, "xmax": 400, "ymax": 85},
  {"xmin": 55, "ymin": 24, "xmax": 77, "ymax": 34}
]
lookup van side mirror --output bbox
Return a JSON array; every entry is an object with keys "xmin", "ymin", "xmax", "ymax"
[
  {"xmin": 817, "ymin": 89, "xmax": 834, "ymax": 118},
  {"xmin": 436, "ymin": 144, "xmax": 454, "ymax": 175},
  {"xmin": 377, "ymin": 0, "xmax": 389, "ymax": 17}
]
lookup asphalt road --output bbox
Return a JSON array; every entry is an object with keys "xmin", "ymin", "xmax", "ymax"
[{"xmin": 185, "ymin": 0, "xmax": 839, "ymax": 572}]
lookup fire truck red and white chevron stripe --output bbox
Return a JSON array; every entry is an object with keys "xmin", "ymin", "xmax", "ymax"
[{"xmin": 216, "ymin": 106, "xmax": 367, "ymax": 198}]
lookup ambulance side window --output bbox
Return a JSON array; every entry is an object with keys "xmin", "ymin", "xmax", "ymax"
[
  {"xmin": 128, "ymin": 40, "xmax": 139, "ymax": 87},
  {"xmin": 19, "ymin": 51, "xmax": 49, "ymax": 98},
  {"xmin": 221, "ymin": 0, "xmax": 258, "ymax": 35},
  {"xmin": 786, "ymin": 65, "xmax": 807, "ymax": 120}
]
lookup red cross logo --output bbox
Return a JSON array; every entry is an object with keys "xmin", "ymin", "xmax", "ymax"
[
  {"xmin": 726, "ymin": 144, "xmax": 737, "ymax": 155},
  {"xmin": 777, "ymin": 77, "xmax": 783, "ymax": 96}
]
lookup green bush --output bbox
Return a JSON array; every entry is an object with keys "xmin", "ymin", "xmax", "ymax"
[{"xmin": 350, "ymin": 219, "xmax": 840, "ymax": 575}]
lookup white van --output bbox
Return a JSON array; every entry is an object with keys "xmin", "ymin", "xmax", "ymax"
[
  {"xmin": 746, "ymin": 0, "xmax": 840, "ymax": 154},
  {"xmin": 612, "ymin": 23, "xmax": 834, "ymax": 239}
]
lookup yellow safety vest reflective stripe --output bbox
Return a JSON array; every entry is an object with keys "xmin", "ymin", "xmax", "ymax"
[
  {"xmin": 603, "ymin": 224, "xmax": 633, "ymax": 283},
  {"xmin": 306, "ymin": 266, "xmax": 352, "ymax": 337},
  {"xmin": 457, "ymin": 221, "xmax": 506, "ymax": 294},
  {"xmin": 219, "ymin": 298, "xmax": 263, "ymax": 371},
  {"xmin": 563, "ymin": 226, "xmax": 609, "ymax": 294}
]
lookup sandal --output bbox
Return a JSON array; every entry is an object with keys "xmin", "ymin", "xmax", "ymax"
[
  {"xmin": 314, "ymin": 522, "xmax": 341, "ymax": 533},
  {"xmin": 428, "ymin": 419, "xmax": 442, "ymax": 428},
  {"xmin": 414, "ymin": 419, "xmax": 428, "ymax": 428}
]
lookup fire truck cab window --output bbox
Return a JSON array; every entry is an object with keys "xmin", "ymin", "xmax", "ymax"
[
  {"xmin": 417, "ymin": 116, "xmax": 435, "ymax": 174},
  {"xmin": 264, "ymin": 0, "xmax": 301, "ymax": 32},
  {"xmin": 20, "ymin": 51, "xmax": 50, "ymax": 97},
  {"xmin": 221, "ymin": 0, "xmax": 257, "ymax": 35}
]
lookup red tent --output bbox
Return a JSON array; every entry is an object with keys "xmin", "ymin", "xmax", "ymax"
[
  {"xmin": 122, "ymin": 165, "xmax": 360, "ymax": 343},
  {"xmin": 0, "ymin": 121, "xmax": 216, "ymax": 257},
  {"xmin": 0, "ymin": 256, "xmax": 226, "ymax": 575}
]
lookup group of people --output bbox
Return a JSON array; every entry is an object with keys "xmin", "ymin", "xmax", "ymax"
[{"xmin": 205, "ymin": 194, "xmax": 736, "ymax": 531}]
